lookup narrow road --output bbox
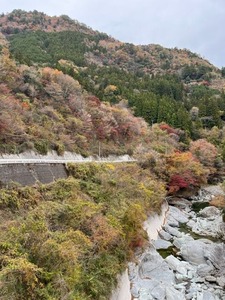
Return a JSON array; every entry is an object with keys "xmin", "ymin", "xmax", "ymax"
[{"xmin": 0, "ymin": 158, "xmax": 136, "ymax": 164}]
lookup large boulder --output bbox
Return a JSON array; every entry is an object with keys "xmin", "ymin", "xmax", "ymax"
[
  {"xmin": 180, "ymin": 240, "xmax": 211, "ymax": 265},
  {"xmin": 197, "ymin": 263, "xmax": 215, "ymax": 277},
  {"xmin": 139, "ymin": 249, "xmax": 175, "ymax": 284},
  {"xmin": 173, "ymin": 235, "xmax": 194, "ymax": 249},
  {"xmin": 163, "ymin": 225, "xmax": 182, "ymax": 237},
  {"xmin": 165, "ymin": 255, "xmax": 189, "ymax": 275},
  {"xmin": 168, "ymin": 206, "xmax": 189, "ymax": 223},
  {"xmin": 152, "ymin": 239, "xmax": 172, "ymax": 250},
  {"xmin": 159, "ymin": 229, "xmax": 172, "ymax": 241},
  {"xmin": 191, "ymin": 216, "xmax": 223, "ymax": 238},
  {"xmin": 199, "ymin": 206, "xmax": 221, "ymax": 218},
  {"xmin": 204, "ymin": 243, "xmax": 225, "ymax": 275}
]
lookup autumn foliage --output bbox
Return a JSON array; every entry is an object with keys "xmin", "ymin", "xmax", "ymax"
[
  {"xmin": 0, "ymin": 49, "xmax": 148, "ymax": 155},
  {"xmin": 159, "ymin": 123, "xmax": 179, "ymax": 136},
  {"xmin": 190, "ymin": 139, "xmax": 218, "ymax": 167},
  {"xmin": 166, "ymin": 151, "xmax": 208, "ymax": 194},
  {"xmin": 0, "ymin": 164, "xmax": 166, "ymax": 299}
]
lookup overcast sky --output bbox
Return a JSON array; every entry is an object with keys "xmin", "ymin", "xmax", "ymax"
[{"xmin": 1, "ymin": 0, "xmax": 224, "ymax": 68}]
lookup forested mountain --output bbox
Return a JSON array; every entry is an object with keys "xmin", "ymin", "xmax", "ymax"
[
  {"xmin": 0, "ymin": 9, "xmax": 225, "ymax": 158},
  {"xmin": 1, "ymin": 10, "xmax": 225, "ymax": 138}
]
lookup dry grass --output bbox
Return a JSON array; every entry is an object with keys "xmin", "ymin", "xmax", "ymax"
[{"xmin": 210, "ymin": 195, "xmax": 225, "ymax": 208}]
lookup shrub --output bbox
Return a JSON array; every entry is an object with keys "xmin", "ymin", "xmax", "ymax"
[
  {"xmin": 190, "ymin": 139, "xmax": 218, "ymax": 167},
  {"xmin": 166, "ymin": 151, "xmax": 208, "ymax": 194},
  {"xmin": 34, "ymin": 140, "xmax": 49, "ymax": 155}
]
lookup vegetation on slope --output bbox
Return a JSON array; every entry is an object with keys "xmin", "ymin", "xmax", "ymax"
[
  {"xmin": 0, "ymin": 163, "xmax": 165, "ymax": 300},
  {"xmin": 0, "ymin": 45, "xmax": 148, "ymax": 156},
  {"xmin": 0, "ymin": 10, "xmax": 224, "ymax": 140},
  {"xmin": 2, "ymin": 19, "xmax": 224, "ymax": 136}
]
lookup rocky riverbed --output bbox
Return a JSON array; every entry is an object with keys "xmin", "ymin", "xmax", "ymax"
[{"xmin": 128, "ymin": 185, "xmax": 225, "ymax": 300}]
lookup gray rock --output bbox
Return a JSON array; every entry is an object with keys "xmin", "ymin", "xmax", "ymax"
[
  {"xmin": 199, "ymin": 206, "xmax": 221, "ymax": 218},
  {"xmin": 186, "ymin": 219, "xmax": 196, "ymax": 228},
  {"xmin": 137, "ymin": 279, "xmax": 166, "ymax": 300},
  {"xmin": 180, "ymin": 240, "xmax": 209, "ymax": 265},
  {"xmin": 127, "ymin": 187, "xmax": 225, "ymax": 300},
  {"xmin": 187, "ymin": 284, "xmax": 199, "ymax": 298},
  {"xmin": 204, "ymin": 243, "xmax": 225, "ymax": 273},
  {"xmin": 151, "ymin": 284, "xmax": 166, "ymax": 300},
  {"xmin": 167, "ymin": 198, "xmax": 191, "ymax": 210},
  {"xmin": 164, "ymin": 225, "xmax": 182, "ymax": 237},
  {"xmin": 173, "ymin": 235, "xmax": 194, "ymax": 249},
  {"xmin": 168, "ymin": 206, "xmax": 189, "ymax": 223},
  {"xmin": 139, "ymin": 249, "xmax": 175, "ymax": 284},
  {"xmin": 187, "ymin": 270, "xmax": 195, "ymax": 279},
  {"xmin": 201, "ymin": 290, "xmax": 218, "ymax": 300},
  {"xmin": 197, "ymin": 263, "xmax": 215, "ymax": 277},
  {"xmin": 205, "ymin": 275, "xmax": 217, "ymax": 282},
  {"xmin": 167, "ymin": 215, "xmax": 179, "ymax": 227},
  {"xmin": 174, "ymin": 282, "xmax": 188, "ymax": 289},
  {"xmin": 198, "ymin": 238, "xmax": 213, "ymax": 244},
  {"xmin": 139, "ymin": 290, "xmax": 154, "ymax": 300},
  {"xmin": 153, "ymin": 239, "xmax": 172, "ymax": 250},
  {"xmin": 189, "ymin": 211, "xmax": 197, "ymax": 218},
  {"xmin": 159, "ymin": 229, "xmax": 172, "ymax": 241},
  {"xmin": 131, "ymin": 284, "xmax": 140, "ymax": 298},
  {"xmin": 165, "ymin": 286, "xmax": 186, "ymax": 300},
  {"xmin": 202, "ymin": 185, "xmax": 225, "ymax": 196},
  {"xmin": 165, "ymin": 255, "xmax": 187, "ymax": 275},
  {"xmin": 175, "ymin": 273, "xmax": 188, "ymax": 282},
  {"xmin": 219, "ymin": 222, "xmax": 225, "ymax": 239},
  {"xmin": 191, "ymin": 216, "xmax": 223, "ymax": 238},
  {"xmin": 186, "ymin": 292, "xmax": 195, "ymax": 300},
  {"xmin": 216, "ymin": 276, "xmax": 225, "ymax": 287}
]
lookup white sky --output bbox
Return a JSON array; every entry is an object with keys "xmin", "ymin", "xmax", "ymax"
[{"xmin": 1, "ymin": 0, "xmax": 224, "ymax": 68}]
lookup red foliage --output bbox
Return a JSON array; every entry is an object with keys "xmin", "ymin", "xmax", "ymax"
[
  {"xmin": 159, "ymin": 123, "xmax": 178, "ymax": 135},
  {"xmin": 168, "ymin": 171, "xmax": 197, "ymax": 194},
  {"xmin": 87, "ymin": 95, "xmax": 101, "ymax": 107}
]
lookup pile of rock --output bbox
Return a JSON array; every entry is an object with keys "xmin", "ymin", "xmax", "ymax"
[{"xmin": 129, "ymin": 187, "xmax": 225, "ymax": 300}]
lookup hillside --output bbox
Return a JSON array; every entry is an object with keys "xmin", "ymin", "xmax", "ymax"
[
  {"xmin": 0, "ymin": 11, "xmax": 224, "ymax": 135},
  {"xmin": 0, "ymin": 163, "xmax": 166, "ymax": 299},
  {"xmin": 0, "ymin": 46, "xmax": 150, "ymax": 156},
  {"xmin": 0, "ymin": 9, "xmax": 97, "ymax": 35},
  {"xmin": 0, "ymin": 10, "xmax": 221, "ymax": 77},
  {"xmin": 0, "ymin": 10, "xmax": 225, "ymax": 150}
]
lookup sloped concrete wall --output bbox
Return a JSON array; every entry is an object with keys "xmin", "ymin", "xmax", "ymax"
[{"xmin": 0, "ymin": 163, "xmax": 68, "ymax": 186}]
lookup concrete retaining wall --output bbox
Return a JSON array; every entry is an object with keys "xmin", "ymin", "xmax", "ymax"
[{"xmin": 0, "ymin": 163, "xmax": 68, "ymax": 186}]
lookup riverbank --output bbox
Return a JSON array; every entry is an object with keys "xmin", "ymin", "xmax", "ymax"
[{"xmin": 113, "ymin": 185, "xmax": 225, "ymax": 300}]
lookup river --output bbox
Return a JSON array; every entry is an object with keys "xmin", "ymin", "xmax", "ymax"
[{"xmin": 111, "ymin": 186, "xmax": 225, "ymax": 300}]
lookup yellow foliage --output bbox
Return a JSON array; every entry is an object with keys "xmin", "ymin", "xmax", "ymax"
[
  {"xmin": 139, "ymin": 182, "xmax": 154, "ymax": 198},
  {"xmin": 105, "ymin": 163, "xmax": 115, "ymax": 170},
  {"xmin": 104, "ymin": 84, "xmax": 118, "ymax": 94}
]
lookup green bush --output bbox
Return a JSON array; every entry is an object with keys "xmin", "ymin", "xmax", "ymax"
[{"xmin": 34, "ymin": 140, "xmax": 49, "ymax": 155}]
